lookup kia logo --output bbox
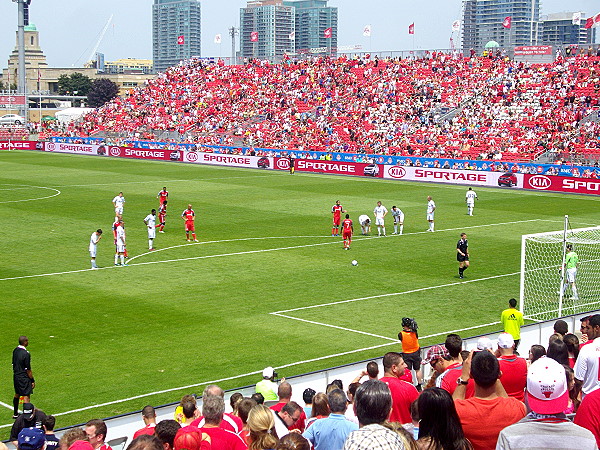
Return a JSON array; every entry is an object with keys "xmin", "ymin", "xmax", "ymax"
[
  {"xmin": 277, "ymin": 159, "xmax": 290, "ymax": 170},
  {"xmin": 387, "ymin": 166, "xmax": 406, "ymax": 179},
  {"xmin": 46, "ymin": 143, "xmax": 55, "ymax": 151},
  {"xmin": 109, "ymin": 147, "xmax": 121, "ymax": 157},
  {"xmin": 187, "ymin": 152, "xmax": 198, "ymax": 162},
  {"xmin": 528, "ymin": 175, "xmax": 551, "ymax": 190}
]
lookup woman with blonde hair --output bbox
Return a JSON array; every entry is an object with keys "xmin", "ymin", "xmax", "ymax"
[{"xmin": 247, "ymin": 404, "xmax": 279, "ymax": 450}]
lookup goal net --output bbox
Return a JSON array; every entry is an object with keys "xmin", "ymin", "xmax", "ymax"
[{"xmin": 520, "ymin": 220, "xmax": 600, "ymax": 321}]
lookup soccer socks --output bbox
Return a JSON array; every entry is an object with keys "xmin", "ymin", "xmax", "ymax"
[
  {"xmin": 192, "ymin": 233, "xmax": 197, "ymax": 241},
  {"xmin": 120, "ymin": 255, "xmax": 125, "ymax": 265},
  {"xmin": 572, "ymin": 285, "xmax": 579, "ymax": 299},
  {"xmin": 394, "ymin": 225, "xmax": 398, "ymax": 234},
  {"xmin": 114, "ymin": 254, "xmax": 119, "ymax": 265},
  {"xmin": 400, "ymin": 225, "xmax": 404, "ymax": 234},
  {"xmin": 13, "ymin": 396, "xmax": 19, "ymax": 415},
  {"xmin": 149, "ymin": 239, "xmax": 153, "ymax": 249},
  {"xmin": 91, "ymin": 260, "xmax": 97, "ymax": 269},
  {"xmin": 332, "ymin": 227, "xmax": 337, "ymax": 236}
]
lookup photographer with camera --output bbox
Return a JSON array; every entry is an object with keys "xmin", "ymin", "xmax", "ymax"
[
  {"xmin": 256, "ymin": 367, "xmax": 282, "ymax": 402},
  {"xmin": 398, "ymin": 318, "xmax": 423, "ymax": 391}
]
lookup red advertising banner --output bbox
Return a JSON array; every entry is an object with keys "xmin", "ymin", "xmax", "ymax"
[
  {"xmin": 514, "ymin": 46, "xmax": 552, "ymax": 56},
  {"xmin": 0, "ymin": 95, "xmax": 26, "ymax": 107},
  {"xmin": 383, "ymin": 165, "xmax": 523, "ymax": 188},
  {"xmin": 524, "ymin": 174, "xmax": 600, "ymax": 195},
  {"xmin": 183, "ymin": 151, "xmax": 271, "ymax": 169},
  {"xmin": 0, "ymin": 140, "xmax": 39, "ymax": 150},
  {"xmin": 275, "ymin": 158, "xmax": 383, "ymax": 178},
  {"xmin": 108, "ymin": 146, "xmax": 180, "ymax": 161}
]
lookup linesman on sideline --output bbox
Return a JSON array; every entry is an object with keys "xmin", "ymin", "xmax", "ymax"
[
  {"xmin": 12, "ymin": 336, "xmax": 35, "ymax": 419},
  {"xmin": 457, "ymin": 232, "xmax": 469, "ymax": 279}
]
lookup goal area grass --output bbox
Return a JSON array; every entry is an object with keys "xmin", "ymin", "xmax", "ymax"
[{"xmin": 0, "ymin": 150, "xmax": 598, "ymax": 430}]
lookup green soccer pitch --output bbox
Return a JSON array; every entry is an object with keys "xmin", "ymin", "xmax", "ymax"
[{"xmin": 1, "ymin": 150, "xmax": 598, "ymax": 432}]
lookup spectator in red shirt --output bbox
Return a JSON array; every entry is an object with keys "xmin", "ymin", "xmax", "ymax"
[
  {"xmin": 453, "ymin": 351, "xmax": 526, "ymax": 450},
  {"xmin": 270, "ymin": 382, "xmax": 306, "ymax": 432},
  {"xmin": 199, "ymin": 396, "xmax": 247, "ymax": 450},
  {"xmin": 379, "ymin": 352, "xmax": 419, "ymax": 424},
  {"xmin": 496, "ymin": 333, "xmax": 527, "ymax": 402},
  {"xmin": 133, "ymin": 406, "xmax": 158, "ymax": 439}
]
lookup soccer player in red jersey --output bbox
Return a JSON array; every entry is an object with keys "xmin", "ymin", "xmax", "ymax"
[
  {"xmin": 342, "ymin": 214, "xmax": 353, "ymax": 250},
  {"xmin": 331, "ymin": 200, "xmax": 346, "ymax": 236},
  {"xmin": 158, "ymin": 201, "xmax": 167, "ymax": 233},
  {"xmin": 157, "ymin": 187, "xmax": 168, "ymax": 206},
  {"xmin": 182, "ymin": 204, "xmax": 198, "ymax": 242}
]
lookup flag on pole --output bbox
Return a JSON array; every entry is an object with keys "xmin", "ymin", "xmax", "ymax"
[
  {"xmin": 452, "ymin": 20, "xmax": 460, "ymax": 32},
  {"xmin": 408, "ymin": 23, "xmax": 414, "ymax": 35},
  {"xmin": 324, "ymin": 27, "xmax": 332, "ymax": 38},
  {"xmin": 363, "ymin": 24, "xmax": 371, "ymax": 37},
  {"xmin": 177, "ymin": 35, "xmax": 185, "ymax": 45},
  {"xmin": 289, "ymin": 31, "xmax": 295, "ymax": 40},
  {"xmin": 585, "ymin": 12, "xmax": 600, "ymax": 29},
  {"xmin": 502, "ymin": 16, "xmax": 512, "ymax": 29},
  {"xmin": 572, "ymin": 12, "xmax": 582, "ymax": 26},
  {"xmin": 214, "ymin": 34, "xmax": 222, "ymax": 44},
  {"xmin": 250, "ymin": 31, "xmax": 258, "ymax": 42}
]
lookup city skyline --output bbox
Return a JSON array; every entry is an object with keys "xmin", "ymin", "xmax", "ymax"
[{"xmin": 0, "ymin": 0, "xmax": 596, "ymax": 70}]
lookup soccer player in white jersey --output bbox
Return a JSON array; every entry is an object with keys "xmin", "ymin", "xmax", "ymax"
[
  {"xmin": 427, "ymin": 196, "xmax": 436, "ymax": 232},
  {"xmin": 373, "ymin": 201, "xmax": 388, "ymax": 236},
  {"xmin": 358, "ymin": 215, "xmax": 371, "ymax": 235},
  {"xmin": 89, "ymin": 229, "xmax": 103, "ymax": 269},
  {"xmin": 112, "ymin": 192, "xmax": 125, "ymax": 216},
  {"xmin": 465, "ymin": 187, "xmax": 478, "ymax": 216},
  {"xmin": 114, "ymin": 219, "xmax": 127, "ymax": 266},
  {"xmin": 391, "ymin": 206, "xmax": 404, "ymax": 235},
  {"xmin": 144, "ymin": 209, "xmax": 157, "ymax": 251}
]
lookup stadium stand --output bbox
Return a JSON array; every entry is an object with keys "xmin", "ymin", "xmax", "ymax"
[{"xmin": 54, "ymin": 53, "xmax": 599, "ymax": 166}]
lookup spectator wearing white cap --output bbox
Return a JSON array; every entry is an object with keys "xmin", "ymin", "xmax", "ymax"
[
  {"xmin": 477, "ymin": 337, "xmax": 495, "ymax": 351},
  {"xmin": 255, "ymin": 367, "xmax": 279, "ymax": 401},
  {"xmin": 497, "ymin": 357, "xmax": 597, "ymax": 449},
  {"xmin": 497, "ymin": 333, "xmax": 527, "ymax": 402}
]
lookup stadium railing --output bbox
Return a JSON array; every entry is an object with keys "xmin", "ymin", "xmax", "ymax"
[{"xmin": 3, "ymin": 309, "xmax": 594, "ymax": 448}]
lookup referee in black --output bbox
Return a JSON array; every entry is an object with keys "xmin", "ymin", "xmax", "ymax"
[
  {"xmin": 457, "ymin": 232, "xmax": 470, "ymax": 279},
  {"xmin": 12, "ymin": 335, "xmax": 35, "ymax": 419}
]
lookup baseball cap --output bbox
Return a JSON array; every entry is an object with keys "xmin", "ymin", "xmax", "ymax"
[
  {"xmin": 421, "ymin": 345, "xmax": 450, "ymax": 365},
  {"xmin": 497, "ymin": 333, "xmax": 515, "ymax": 349},
  {"xmin": 22, "ymin": 403, "xmax": 35, "ymax": 420},
  {"xmin": 69, "ymin": 441, "xmax": 95, "ymax": 450},
  {"xmin": 262, "ymin": 367, "xmax": 274, "ymax": 378},
  {"xmin": 477, "ymin": 337, "xmax": 495, "ymax": 351},
  {"xmin": 526, "ymin": 357, "xmax": 568, "ymax": 414},
  {"xmin": 18, "ymin": 427, "xmax": 45, "ymax": 450}
]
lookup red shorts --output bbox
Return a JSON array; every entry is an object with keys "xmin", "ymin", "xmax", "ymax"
[
  {"xmin": 333, "ymin": 216, "xmax": 341, "ymax": 226},
  {"xmin": 342, "ymin": 231, "xmax": 352, "ymax": 240},
  {"xmin": 159, "ymin": 214, "xmax": 166, "ymax": 223},
  {"xmin": 185, "ymin": 222, "xmax": 195, "ymax": 232}
]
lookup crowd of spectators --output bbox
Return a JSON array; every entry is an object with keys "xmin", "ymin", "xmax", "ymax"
[
  {"xmin": 8, "ymin": 313, "xmax": 600, "ymax": 450},
  {"xmin": 47, "ymin": 52, "xmax": 600, "ymax": 165}
]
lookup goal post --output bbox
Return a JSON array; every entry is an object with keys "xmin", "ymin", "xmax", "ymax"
[{"xmin": 520, "ymin": 216, "xmax": 600, "ymax": 321}]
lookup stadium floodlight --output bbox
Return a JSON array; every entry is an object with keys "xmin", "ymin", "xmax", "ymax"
[{"xmin": 520, "ymin": 215, "xmax": 600, "ymax": 321}]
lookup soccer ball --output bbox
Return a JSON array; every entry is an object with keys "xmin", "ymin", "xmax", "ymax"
[{"xmin": 351, "ymin": 260, "xmax": 358, "ymax": 266}]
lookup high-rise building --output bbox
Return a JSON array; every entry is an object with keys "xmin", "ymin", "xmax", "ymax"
[
  {"xmin": 539, "ymin": 13, "xmax": 590, "ymax": 46},
  {"xmin": 462, "ymin": 0, "xmax": 540, "ymax": 52},
  {"xmin": 152, "ymin": 0, "xmax": 201, "ymax": 73},
  {"xmin": 284, "ymin": 0, "xmax": 338, "ymax": 54},
  {"xmin": 240, "ymin": 0, "xmax": 295, "ymax": 60}
]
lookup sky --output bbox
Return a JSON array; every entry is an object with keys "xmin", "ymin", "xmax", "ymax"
[{"xmin": 0, "ymin": 0, "xmax": 597, "ymax": 68}]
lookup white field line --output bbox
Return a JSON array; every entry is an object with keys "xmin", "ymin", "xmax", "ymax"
[
  {"xmin": 0, "ymin": 318, "xmax": 501, "ymax": 426},
  {"xmin": 0, "ymin": 400, "xmax": 14, "ymax": 411},
  {"xmin": 0, "ymin": 219, "xmax": 541, "ymax": 282},
  {"xmin": 271, "ymin": 271, "xmax": 520, "ymax": 314},
  {"xmin": 0, "ymin": 184, "xmax": 61, "ymax": 203}
]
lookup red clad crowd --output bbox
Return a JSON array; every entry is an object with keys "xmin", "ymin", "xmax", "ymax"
[{"xmin": 50, "ymin": 52, "xmax": 600, "ymax": 165}]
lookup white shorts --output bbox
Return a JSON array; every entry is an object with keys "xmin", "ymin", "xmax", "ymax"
[
  {"xmin": 148, "ymin": 227, "xmax": 156, "ymax": 239},
  {"xmin": 467, "ymin": 201, "xmax": 474, "ymax": 207},
  {"xmin": 115, "ymin": 206, "xmax": 123, "ymax": 215},
  {"xmin": 89, "ymin": 247, "xmax": 97, "ymax": 258},
  {"xmin": 427, "ymin": 213, "xmax": 435, "ymax": 221},
  {"xmin": 566, "ymin": 268, "xmax": 577, "ymax": 283},
  {"xmin": 116, "ymin": 243, "xmax": 126, "ymax": 253},
  {"xmin": 394, "ymin": 214, "xmax": 404, "ymax": 224},
  {"xmin": 375, "ymin": 217, "xmax": 385, "ymax": 226}
]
